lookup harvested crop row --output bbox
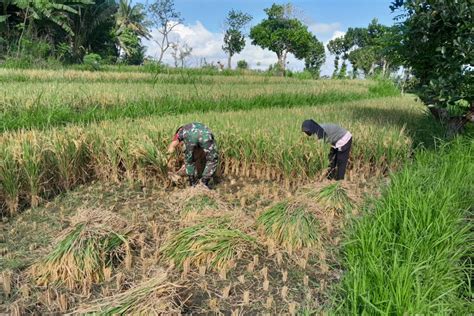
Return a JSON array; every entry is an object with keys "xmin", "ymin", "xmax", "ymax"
[{"xmin": 0, "ymin": 97, "xmax": 425, "ymax": 215}]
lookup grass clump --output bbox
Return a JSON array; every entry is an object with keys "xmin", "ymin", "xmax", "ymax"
[
  {"xmin": 338, "ymin": 138, "xmax": 474, "ymax": 314},
  {"xmin": 75, "ymin": 270, "xmax": 181, "ymax": 315},
  {"xmin": 257, "ymin": 200, "xmax": 319, "ymax": 253},
  {"xmin": 30, "ymin": 209, "xmax": 131, "ymax": 292},
  {"xmin": 161, "ymin": 218, "xmax": 257, "ymax": 271}
]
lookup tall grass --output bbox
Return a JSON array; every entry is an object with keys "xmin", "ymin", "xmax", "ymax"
[{"xmin": 337, "ymin": 137, "xmax": 473, "ymax": 314}]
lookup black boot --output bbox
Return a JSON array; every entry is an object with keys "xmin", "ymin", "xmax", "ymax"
[
  {"xmin": 201, "ymin": 177, "xmax": 211, "ymax": 189},
  {"xmin": 188, "ymin": 175, "xmax": 196, "ymax": 187}
]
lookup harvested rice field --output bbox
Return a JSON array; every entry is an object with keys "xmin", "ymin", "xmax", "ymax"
[{"xmin": 0, "ymin": 68, "xmax": 471, "ymax": 314}]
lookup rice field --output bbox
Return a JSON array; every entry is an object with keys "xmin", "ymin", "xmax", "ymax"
[
  {"xmin": 0, "ymin": 68, "xmax": 397, "ymax": 132},
  {"xmin": 1, "ymin": 67, "xmax": 470, "ymax": 314}
]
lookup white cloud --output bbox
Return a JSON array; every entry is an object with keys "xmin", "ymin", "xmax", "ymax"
[
  {"xmin": 329, "ymin": 31, "xmax": 346, "ymax": 41},
  {"xmin": 308, "ymin": 22, "xmax": 342, "ymax": 36},
  {"xmin": 143, "ymin": 21, "xmax": 345, "ymax": 75}
]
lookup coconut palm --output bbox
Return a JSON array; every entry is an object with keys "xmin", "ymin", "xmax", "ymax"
[{"xmin": 115, "ymin": 0, "xmax": 150, "ymax": 58}]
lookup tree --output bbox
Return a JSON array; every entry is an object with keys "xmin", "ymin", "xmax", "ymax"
[
  {"xmin": 148, "ymin": 0, "xmax": 183, "ymax": 64},
  {"xmin": 170, "ymin": 40, "xmax": 192, "ymax": 68},
  {"xmin": 304, "ymin": 36, "xmax": 325, "ymax": 78},
  {"xmin": 250, "ymin": 3, "xmax": 317, "ymax": 75},
  {"xmin": 237, "ymin": 59, "xmax": 248, "ymax": 70},
  {"xmin": 222, "ymin": 9, "xmax": 252, "ymax": 69},
  {"xmin": 12, "ymin": 0, "xmax": 94, "ymax": 57},
  {"xmin": 327, "ymin": 36, "xmax": 348, "ymax": 78},
  {"xmin": 69, "ymin": 0, "xmax": 118, "ymax": 62},
  {"xmin": 391, "ymin": 0, "xmax": 473, "ymax": 134},
  {"xmin": 328, "ymin": 19, "xmax": 403, "ymax": 78},
  {"xmin": 115, "ymin": 0, "xmax": 149, "ymax": 63}
]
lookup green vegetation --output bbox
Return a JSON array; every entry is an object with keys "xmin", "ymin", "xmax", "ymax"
[
  {"xmin": 338, "ymin": 137, "xmax": 473, "ymax": 314},
  {"xmin": 0, "ymin": 69, "xmax": 398, "ymax": 132}
]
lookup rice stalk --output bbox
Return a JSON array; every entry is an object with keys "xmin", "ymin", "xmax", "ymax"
[
  {"xmin": 314, "ymin": 182, "xmax": 353, "ymax": 211},
  {"xmin": 74, "ymin": 270, "xmax": 181, "ymax": 315},
  {"xmin": 257, "ymin": 200, "xmax": 319, "ymax": 252},
  {"xmin": 0, "ymin": 146, "xmax": 21, "ymax": 215},
  {"xmin": 49, "ymin": 132, "xmax": 89, "ymax": 190},
  {"xmin": 30, "ymin": 209, "xmax": 131, "ymax": 291},
  {"xmin": 18, "ymin": 135, "xmax": 44, "ymax": 207},
  {"xmin": 161, "ymin": 218, "xmax": 257, "ymax": 271}
]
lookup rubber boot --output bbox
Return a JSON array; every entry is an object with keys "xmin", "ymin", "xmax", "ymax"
[
  {"xmin": 188, "ymin": 175, "xmax": 196, "ymax": 187},
  {"xmin": 201, "ymin": 177, "xmax": 211, "ymax": 189}
]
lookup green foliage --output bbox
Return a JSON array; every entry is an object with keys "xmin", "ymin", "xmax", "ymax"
[
  {"xmin": 304, "ymin": 37, "xmax": 325, "ymax": 79},
  {"xmin": 222, "ymin": 9, "xmax": 252, "ymax": 68},
  {"xmin": 83, "ymin": 53, "xmax": 102, "ymax": 70},
  {"xmin": 328, "ymin": 19, "xmax": 402, "ymax": 78},
  {"xmin": 115, "ymin": 0, "xmax": 149, "ymax": 64},
  {"xmin": 236, "ymin": 59, "xmax": 248, "ymax": 70},
  {"xmin": 391, "ymin": 0, "xmax": 473, "ymax": 118},
  {"xmin": 338, "ymin": 137, "xmax": 474, "ymax": 314},
  {"xmin": 250, "ymin": 3, "xmax": 320, "ymax": 74}
]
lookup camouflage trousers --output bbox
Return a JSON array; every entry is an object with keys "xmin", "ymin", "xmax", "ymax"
[{"xmin": 185, "ymin": 140, "xmax": 218, "ymax": 180}]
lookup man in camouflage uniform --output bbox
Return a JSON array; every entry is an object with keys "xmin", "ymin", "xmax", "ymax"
[{"xmin": 167, "ymin": 122, "xmax": 218, "ymax": 188}]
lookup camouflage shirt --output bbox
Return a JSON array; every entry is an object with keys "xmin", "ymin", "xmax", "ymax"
[{"xmin": 174, "ymin": 122, "xmax": 218, "ymax": 178}]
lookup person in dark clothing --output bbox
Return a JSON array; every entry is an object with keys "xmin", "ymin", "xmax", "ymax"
[{"xmin": 301, "ymin": 119, "xmax": 352, "ymax": 180}]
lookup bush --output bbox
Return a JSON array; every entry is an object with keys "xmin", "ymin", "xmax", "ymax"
[
  {"xmin": 237, "ymin": 60, "xmax": 248, "ymax": 69},
  {"xmin": 83, "ymin": 53, "xmax": 102, "ymax": 71}
]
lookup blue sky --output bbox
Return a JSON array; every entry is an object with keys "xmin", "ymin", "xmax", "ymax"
[{"xmin": 142, "ymin": 0, "xmax": 398, "ymax": 75}]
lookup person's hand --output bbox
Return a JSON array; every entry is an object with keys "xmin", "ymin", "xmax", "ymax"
[
  {"xmin": 177, "ymin": 164, "xmax": 186, "ymax": 176},
  {"xmin": 167, "ymin": 140, "xmax": 179, "ymax": 154}
]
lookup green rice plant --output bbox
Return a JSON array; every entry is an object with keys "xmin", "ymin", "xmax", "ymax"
[
  {"xmin": 31, "ymin": 209, "xmax": 130, "ymax": 292},
  {"xmin": 257, "ymin": 200, "xmax": 319, "ymax": 253},
  {"xmin": 0, "ymin": 68, "xmax": 399, "ymax": 133},
  {"xmin": 161, "ymin": 218, "xmax": 257, "ymax": 271},
  {"xmin": 337, "ymin": 138, "xmax": 474, "ymax": 314},
  {"xmin": 314, "ymin": 182, "xmax": 353, "ymax": 211},
  {"xmin": 74, "ymin": 272, "xmax": 180, "ymax": 315},
  {"xmin": 0, "ymin": 146, "xmax": 21, "ymax": 215}
]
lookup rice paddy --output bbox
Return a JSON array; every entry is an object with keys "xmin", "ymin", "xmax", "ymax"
[{"xmin": 0, "ymin": 67, "xmax": 470, "ymax": 314}]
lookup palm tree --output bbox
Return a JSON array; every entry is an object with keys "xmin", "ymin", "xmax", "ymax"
[{"xmin": 115, "ymin": 0, "xmax": 150, "ymax": 57}]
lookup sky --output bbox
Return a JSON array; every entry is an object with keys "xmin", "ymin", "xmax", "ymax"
[{"xmin": 142, "ymin": 0, "xmax": 399, "ymax": 75}]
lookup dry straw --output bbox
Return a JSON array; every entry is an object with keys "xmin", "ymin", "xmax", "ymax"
[
  {"xmin": 74, "ymin": 270, "xmax": 181, "ymax": 314},
  {"xmin": 30, "ymin": 209, "xmax": 133, "ymax": 292}
]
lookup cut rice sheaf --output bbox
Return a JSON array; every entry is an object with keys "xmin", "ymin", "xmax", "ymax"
[
  {"xmin": 74, "ymin": 269, "xmax": 181, "ymax": 315},
  {"xmin": 257, "ymin": 199, "xmax": 319, "ymax": 253},
  {"xmin": 30, "ymin": 208, "xmax": 133, "ymax": 292}
]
